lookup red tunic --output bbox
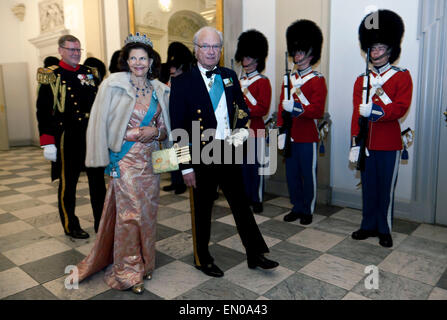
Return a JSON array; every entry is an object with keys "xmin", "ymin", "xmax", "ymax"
[
  {"xmin": 240, "ymin": 73, "xmax": 272, "ymax": 137},
  {"xmin": 277, "ymin": 68, "xmax": 327, "ymax": 143},
  {"xmin": 351, "ymin": 65, "xmax": 413, "ymax": 150}
]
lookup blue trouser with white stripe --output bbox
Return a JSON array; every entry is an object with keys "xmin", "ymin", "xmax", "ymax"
[
  {"xmin": 285, "ymin": 142, "xmax": 317, "ymax": 215},
  {"xmin": 242, "ymin": 137, "xmax": 265, "ymax": 203},
  {"xmin": 360, "ymin": 150, "xmax": 400, "ymax": 235}
]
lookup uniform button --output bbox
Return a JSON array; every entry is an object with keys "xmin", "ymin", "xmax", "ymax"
[
  {"xmin": 78, "ymin": 118, "xmax": 82, "ymax": 121},
  {"xmin": 202, "ymin": 142, "xmax": 206, "ymax": 145},
  {"xmin": 197, "ymin": 109, "xmax": 201, "ymax": 114},
  {"xmin": 76, "ymin": 110, "xmax": 80, "ymax": 113},
  {"xmin": 67, "ymin": 87, "xmax": 71, "ymax": 91},
  {"xmin": 201, "ymin": 134, "xmax": 205, "ymax": 138},
  {"xmin": 74, "ymin": 102, "xmax": 78, "ymax": 105},
  {"xmin": 62, "ymin": 81, "xmax": 66, "ymax": 84},
  {"xmin": 198, "ymin": 118, "xmax": 202, "ymax": 122},
  {"xmin": 71, "ymin": 94, "xmax": 74, "ymax": 98},
  {"xmin": 200, "ymin": 126, "xmax": 204, "ymax": 130}
]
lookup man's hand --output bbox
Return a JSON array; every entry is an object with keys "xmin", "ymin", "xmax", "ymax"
[
  {"xmin": 282, "ymin": 100, "xmax": 294, "ymax": 112},
  {"xmin": 359, "ymin": 102, "xmax": 372, "ymax": 117},
  {"xmin": 183, "ymin": 171, "xmax": 196, "ymax": 188},
  {"xmin": 349, "ymin": 146, "xmax": 360, "ymax": 163},
  {"xmin": 42, "ymin": 144, "xmax": 57, "ymax": 162},
  {"xmin": 278, "ymin": 133, "xmax": 286, "ymax": 150}
]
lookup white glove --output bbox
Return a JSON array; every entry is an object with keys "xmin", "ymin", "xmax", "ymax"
[
  {"xmin": 349, "ymin": 146, "xmax": 360, "ymax": 163},
  {"xmin": 278, "ymin": 133, "xmax": 286, "ymax": 150},
  {"xmin": 282, "ymin": 100, "xmax": 294, "ymax": 113},
  {"xmin": 359, "ymin": 102, "xmax": 372, "ymax": 117},
  {"xmin": 42, "ymin": 144, "xmax": 57, "ymax": 162},
  {"xmin": 226, "ymin": 128, "xmax": 249, "ymax": 147}
]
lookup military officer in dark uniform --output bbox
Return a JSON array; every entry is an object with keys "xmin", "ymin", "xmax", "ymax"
[
  {"xmin": 169, "ymin": 26, "xmax": 278, "ymax": 278},
  {"xmin": 36, "ymin": 35, "xmax": 106, "ymax": 239}
]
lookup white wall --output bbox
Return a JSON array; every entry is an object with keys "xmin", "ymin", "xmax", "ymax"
[
  {"xmin": 242, "ymin": 0, "xmax": 276, "ymax": 119},
  {"xmin": 328, "ymin": 0, "xmax": 420, "ymax": 205}
]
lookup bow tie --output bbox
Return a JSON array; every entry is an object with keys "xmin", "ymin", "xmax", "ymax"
[{"xmin": 206, "ymin": 68, "xmax": 221, "ymax": 78}]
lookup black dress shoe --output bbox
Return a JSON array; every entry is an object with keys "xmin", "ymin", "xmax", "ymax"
[
  {"xmin": 378, "ymin": 233, "xmax": 393, "ymax": 248},
  {"xmin": 351, "ymin": 229, "xmax": 378, "ymax": 240},
  {"xmin": 162, "ymin": 184, "xmax": 176, "ymax": 192},
  {"xmin": 283, "ymin": 211, "xmax": 302, "ymax": 222},
  {"xmin": 300, "ymin": 214, "xmax": 313, "ymax": 225},
  {"xmin": 195, "ymin": 263, "xmax": 224, "ymax": 277},
  {"xmin": 252, "ymin": 202, "xmax": 263, "ymax": 213},
  {"xmin": 247, "ymin": 254, "xmax": 279, "ymax": 270},
  {"xmin": 65, "ymin": 228, "xmax": 90, "ymax": 239},
  {"xmin": 174, "ymin": 184, "xmax": 187, "ymax": 195}
]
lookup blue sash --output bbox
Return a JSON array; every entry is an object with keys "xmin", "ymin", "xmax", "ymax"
[
  {"xmin": 105, "ymin": 90, "xmax": 158, "ymax": 178},
  {"xmin": 209, "ymin": 74, "xmax": 224, "ymax": 111}
]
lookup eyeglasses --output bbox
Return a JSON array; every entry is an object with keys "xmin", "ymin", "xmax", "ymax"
[
  {"xmin": 195, "ymin": 43, "xmax": 222, "ymax": 51},
  {"xmin": 60, "ymin": 47, "xmax": 84, "ymax": 53}
]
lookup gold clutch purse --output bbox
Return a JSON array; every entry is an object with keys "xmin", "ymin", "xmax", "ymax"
[{"xmin": 152, "ymin": 143, "xmax": 191, "ymax": 174}]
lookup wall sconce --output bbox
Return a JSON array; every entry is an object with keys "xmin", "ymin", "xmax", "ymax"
[
  {"xmin": 158, "ymin": 0, "xmax": 172, "ymax": 13},
  {"xmin": 11, "ymin": 3, "xmax": 26, "ymax": 21}
]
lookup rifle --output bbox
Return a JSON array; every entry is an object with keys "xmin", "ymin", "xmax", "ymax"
[
  {"xmin": 356, "ymin": 48, "xmax": 371, "ymax": 171},
  {"xmin": 282, "ymin": 52, "xmax": 293, "ymax": 158}
]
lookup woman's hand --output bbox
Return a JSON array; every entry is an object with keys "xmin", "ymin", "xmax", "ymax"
[{"xmin": 137, "ymin": 126, "xmax": 159, "ymax": 143}]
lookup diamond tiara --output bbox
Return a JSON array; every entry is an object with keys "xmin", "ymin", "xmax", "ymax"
[{"xmin": 124, "ymin": 32, "xmax": 153, "ymax": 47}]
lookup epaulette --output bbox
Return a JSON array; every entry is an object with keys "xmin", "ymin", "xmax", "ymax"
[
  {"xmin": 88, "ymin": 66, "xmax": 100, "ymax": 79},
  {"xmin": 48, "ymin": 65, "xmax": 59, "ymax": 71},
  {"xmin": 313, "ymin": 71, "xmax": 324, "ymax": 78},
  {"xmin": 391, "ymin": 66, "xmax": 407, "ymax": 72},
  {"xmin": 36, "ymin": 67, "xmax": 56, "ymax": 84}
]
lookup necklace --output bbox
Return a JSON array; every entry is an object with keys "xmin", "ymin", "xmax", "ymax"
[{"xmin": 130, "ymin": 78, "xmax": 151, "ymax": 98}]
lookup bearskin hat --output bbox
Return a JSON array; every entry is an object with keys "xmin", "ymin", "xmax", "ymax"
[
  {"xmin": 286, "ymin": 19, "xmax": 323, "ymax": 66},
  {"xmin": 358, "ymin": 9, "xmax": 405, "ymax": 64},
  {"xmin": 167, "ymin": 41, "xmax": 194, "ymax": 72},
  {"xmin": 234, "ymin": 29, "xmax": 269, "ymax": 72}
]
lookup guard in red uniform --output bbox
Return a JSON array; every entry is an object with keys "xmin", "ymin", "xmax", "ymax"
[
  {"xmin": 278, "ymin": 20, "xmax": 327, "ymax": 225},
  {"xmin": 235, "ymin": 29, "xmax": 272, "ymax": 213},
  {"xmin": 349, "ymin": 10, "xmax": 413, "ymax": 248},
  {"xmin": 36, "ymin": 35, "xmax": 106, "ymax": 239}
]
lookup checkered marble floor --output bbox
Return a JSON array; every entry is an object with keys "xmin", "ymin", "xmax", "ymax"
[{"xmin": 1, "ymin": 146, "xmax": 447, "ymax": 300}]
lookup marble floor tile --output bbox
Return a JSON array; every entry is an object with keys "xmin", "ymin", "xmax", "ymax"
[
  {"xmin": 73, "ymin": 204, "xmax": 93, "ymax": 218},
  {"xmin": 157, "ymin": 206, "xmax": 187, "ymax": 221},
  {"xmin": 392, "ymin": 218, "xmax": 420, "ymax": 235},
  {"xmin": 0, "ymin": 186, "xmax": 10, "ymax": 192},
  {"xmin": 35, "ymin": 177, "xmax": 53, "ymax": 184},
  {"xmin": 0, "ymin": 220, "xmax": 34, "ymax": 238},
  {"xmin": 4, "ymin": 284, "xmax": 59, "ymax": 300},
  {"xmin": 264, "ymin": 273, "xmax": 347, "ymax": 300},
  {"xmin": 43, "ymin": 271, "xmax": 110, "ymax": 300},
  {"xmin": 269, "ymin": 241, "xmax": 322, "ymax": 272},
  {"xmin": 0, "ymin": 253, "xmax": 15, "ymax": 272},
  {"xmin": 156, "ymin": 224, "xmax": 181, "ymax": 242},
  {"xmin": 0, "ymin": 213, "xmax": 18, "ymax": 224},
  {"xmin": 225, "ymin": 262, "xmax": 294, "ymax": 295},
  {"xmin": 37, "ymin": 194, "xmax": 58, "ymax": 204},
  {"xmin": 274, "ymin": 213, "xmax": 327, "ymax": 228},
  {"xmin": 10, "ymin": 204, "xmax": 58, "ymax": 220},
  {"xmin": 209, "ymin": 221, "xmax": 238, "ymax": 243},
  {"xmin": 411, "ymin": 224, "xmax": 447, "ymax": 244},
  {"xmin": 0, "ymin": 171, "xmax": 12, "ymax": 176},
  {"xmin": 158, "ymin": 194, "xmax": 187, "ymax": 206},
  {"xmin": 342, "ymin": 292, "xmax": 371, "ymax": 300},
  {"xmin": 258, "ymin": 219, "xmax": 305, "ymax": 240},
  {"xmin": 74, "ymin": 240, "xmax": 96, "ymax": 256},
  {"xmin": 218, "ymin": 234, "xmax": 281, "ymax": 254},
  {"xmin": 176, "ymin": 277, "xmax": 259, "ymax": 300},
  {"xmin": 145, "ymin": 260, "xmax": 210, "ymax": 299},
  {"xmin": 214, "ymin": 199, "xmax": 230, "ymax": 208},
  {"xmin": 20, "ymin": 249, "xmax": 86, "ymax": 283},
  {"xmin": 436, "ymin": 269, "xmax": 447, "ymax": 290},
  {"xmin": 217, "ymin": 213, "xmax": 269, "ymax": 227},
  {"xmin": 166, "ymin": 199, "xmax": 191, "ymax": 212},
  {"xmin": 428, "ymin": 287, "xmax": 447, "ymax": 300},
  {"xmin": 327, "ymin": 238, "xmax": 392, "ymax": 266},
  {"xmin": 299, "ymin": 254, "xmax": 366, "ymax": 290},
  {"xmin": 0, "ymin": 228, "xmax": 52, "ymax": 253},
  {"xmin": 312, "ymin": 217, "xmax": 360, "ymax": 236},
  {"xmin": 379, "ymin": 251, "xmax": 446, "ymax": 286},
  {"xmin": 0, "ymin": 267, "xmax": 39, "ymax": 299},
  {"xmin": 0, "ymin": 194, "xmax": 33, "ymax": 205},
  {"xmin": 330, "ymin": 208, "xmax": 363, "ymax": 225},
  {"xmin": 352, "ymin": 270, "xmax": 433, "ymax": 300},
  {"xmin": 38, "ymin": 222, "xmax": 66, "ymax": 237},
  {"xmin": 265, "ymin": 197, "xmax": 293, "ymax": 209},
  {"xmin": 14, "ymin": 184, "xmax": 53, "ymax": 194},
  {"xmin": 3, "ymin": 238, "xmax": 71, "ymax": 266},
  {"xmin": 24, "ymin": 212, "xmax": 61, "ymax": 228},
  {"xmin": 155, "ymin": 250, "xmax": 176, "ymax": 270},
  {"xmin": 156, "ymin": 232, "xmax": 194, "ymax": 259},
  {"xmin": 211, "ymin": 205, "xmax": 232, "ymax": 220},
  {"xmin": 91, "ymin": 288, "xmax": 162, "ymax": 300},
  {"xmin": 158, "ymin": 213, "xmax": 191, "ymax": 232},
  {"xmin": 287, "ymin": 228, "xmax": 345, "ymax": 252},
  {"xmin": 396, "ymin": 236, "xmax": 447, "ymax": 264},
  {"xmin": 0, "ymin": 177, "xmax": 32, "ymax": 186},
  {"xmin": 313, "ymin": 204, "xmax": 344, "ymax": 217},
  {"xmin": 256, "ymin": 203, "xmax": 289, "ymax": 218}
]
